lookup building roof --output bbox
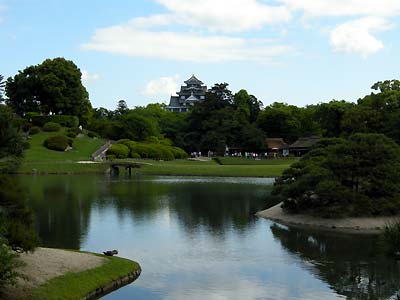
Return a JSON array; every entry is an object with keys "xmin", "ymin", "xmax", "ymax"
[
  {"xmin": 184, "ymin": 75, "xmax": 203, "ymax": 85},
  {"xmin": 169, "ymin": 96, "xmax": 181, "ymax": 107},
  {"xmin": 289, "ymin": 136, "xmax": 320, "ymax": 149},
  {"xmin": 266, "ymin": 138, "xmax": 287, "ymax": 150}
]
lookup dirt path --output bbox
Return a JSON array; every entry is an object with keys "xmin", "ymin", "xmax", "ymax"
[
  {"xmin": 2, "ymin": 247, "xmax": 105, "ymax": 300},
  {"xmin": 256, "ymin": 202, "xmax": 400, "ymax": 233}
]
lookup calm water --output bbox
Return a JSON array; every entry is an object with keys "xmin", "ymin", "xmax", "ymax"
[{"xmin": 19, "ymin": 175, "xmax": 400, "ymax": 300}]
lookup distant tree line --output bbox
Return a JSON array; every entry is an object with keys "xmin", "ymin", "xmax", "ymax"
[{"xmin": 3, "ymin": 58, "xmax": 400, "ymax": 155}]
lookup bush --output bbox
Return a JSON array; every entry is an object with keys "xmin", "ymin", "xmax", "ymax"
[
  {"xmin": 31, "ymin": 115, "xmax": 79, "ymax": 128},
  {"xmin": 42, "ymin": 122, "xmax": 61, "ymax": 132},
  {"xmin": 29, "ymin": 126, "xmax": 40, "ymax": 135},
  {"xmin": 66, "ymin": 129, "xmax": 77, "ymax": 138},
  {"xmin": 0, "ymin": 244, "xmax": 21, "ymax": 287},
  {"xmin": 131, "ymin": 152, "xmax": 141, "ymax": 159},
  {"xmin": 43, "ymin": 135, "xmax": 69, "ymax": 151},
  {"xmin": 274, "ymin": 134, "xmax": 400, "ymax": 217},
  {"xmin": 87, "ymin": 131, "xmax": 99, "ymax": 138},
  {"xmin": 170, "ymin": 146, "xmax": 188, "ymax": 159},
  {"xmin": 381, "ymin": 222, "xmax": 400, "ymax": 257},
  {"xmin": 67, "ymin": 137, "xmax": 74, "ymax": 147},
  {"xmin": 106, "ymin": 144, "xmax": 129, "ymax": 159}
]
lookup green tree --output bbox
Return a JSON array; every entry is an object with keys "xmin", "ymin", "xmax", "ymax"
[
  {"xmin": 115, "ymin": 99, "xmax": 129, "ymax": 116},
  {"xmin": 0, "ymin": 74, "xmax": 5, "ymax": 101},
  {"xmin": 273, "ymin": 134, "xmax": 400, "ymax": 217},
  {"xmin": 257, "ymin": 102, "xmax": 301, "ymax": 142},
  {"xmin": 6, "ymin": 58, "xmax": 91, "ymax": 119},
  {"xmin": 0, "ymin": 106, "xmax": 25, "ymax": 172}
]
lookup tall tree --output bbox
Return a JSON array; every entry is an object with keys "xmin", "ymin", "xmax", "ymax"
[
  {"xmin": 6, "ymin": 58, "xmax": 91, "ymax": 119},
  {"xmin": 0, "ymin": 74, "xmax": 5, "ymax": 101},
  {"xmin": 115, "ymin": 99, "xmax": 129, "ymax": 115}
]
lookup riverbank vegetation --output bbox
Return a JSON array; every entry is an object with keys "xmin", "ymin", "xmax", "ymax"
[
  {"xmin": 30, "ymin": 253, "xmax": 140, "ymax": 300},
  {"xmin": 0, "ymin": 106, "xmax": 39, "ymax": 288},
  {"xmin": 272, "ymin": 133, "xmax": 400, "ymax": 217}
]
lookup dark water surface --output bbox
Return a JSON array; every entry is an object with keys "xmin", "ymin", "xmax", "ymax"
[{"xmin": 20, "ymin": 175, "xmax": 400, "ymax": 300}]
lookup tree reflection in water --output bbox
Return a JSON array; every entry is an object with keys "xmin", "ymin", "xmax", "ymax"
[{"xmin": 270, "ymin": 224, "xmax": 400, "ymax": 300}]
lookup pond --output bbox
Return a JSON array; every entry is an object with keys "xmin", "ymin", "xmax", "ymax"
[{"xmin": 20, "ymin": 175, "xmax": 400, "ymax": 300}]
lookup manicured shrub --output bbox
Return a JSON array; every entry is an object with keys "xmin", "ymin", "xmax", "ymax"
[
  {"xmin": 106, "ymin": 144, "xmax": 129, "ymax": 159},
  {"xmin": 87, "ymin": 131, "xmax": 99, "ymax": 138},
  {"xmin": 66, "ymin": 129, "xmax": 77, "ymax": 138},
  {"xmin": 67, "ymin": 137, "xmax": 74, "ymax": 147},
  {"xmin": 170, "ymin": 146, "xmax": 188, "ymax": 159},
  {"xmin": 29, "ymin": 126, "xmax": 40, "ymax": 135},
  {"xmin": 42, "ymin": 122, "xmax": 61, "ymax": 132},
  {"xmin": 131, "ymin": 152, "xmax": 141, "ymax": 159},
  {"xmin": 43, "ymin": 135, "xmax": 69, "ymax": 151},
  {"xmin": 31, "ymin": 115, "xmax": 79, "ymax": 128}
]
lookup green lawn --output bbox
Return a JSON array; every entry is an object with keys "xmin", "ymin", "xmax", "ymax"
[
  {"xmin": 31, "ymin": 251, "xmax": 140, "ymax": 300},
  {"xmin": 24, "ymin": 130, "xmax": 105, "ymax": 162},
  {"xmin": 113, "ymin": 159, "xmax": 294, "ymax": 177},
  {"xmin": 19, "ymin": 130, "xmax": 107, "ymax": 174}
]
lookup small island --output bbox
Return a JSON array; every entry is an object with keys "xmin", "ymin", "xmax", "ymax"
[{"xmin": 257, "ymin": 133, "xmax": 400, "ymax": 234}]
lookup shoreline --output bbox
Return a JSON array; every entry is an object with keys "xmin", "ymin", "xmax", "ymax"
[
  {"xmin": 256, "ymin": 202, "xmax": 400, "ymax": 234},
  {"xmin": 3, "ymin": 247, "xmax": 141, "ymax": 300}
]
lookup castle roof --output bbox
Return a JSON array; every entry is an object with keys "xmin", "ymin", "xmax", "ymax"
[{"xmin": 184, "ymin": 75, "xmax": 203, "ymax": 85}]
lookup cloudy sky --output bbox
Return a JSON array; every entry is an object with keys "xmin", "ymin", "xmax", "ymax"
[{"xmin": 1, "ymin": 0, "xmax": 399, "ymax": 109}]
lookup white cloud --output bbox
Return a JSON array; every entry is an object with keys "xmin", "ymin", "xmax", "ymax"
[
  {"xmin": 82, "ymin": 25, "xmax": 292, "ymax": 63},
  {"xmin": 142, "ymin": 75, "xmax": 180, "ymax": 96},
  {"xmin": 81, "ymin": 70, "xmax": 100, "ymax": 83},
  {"xmin": 330, "ymin": 17, "xmax": 392, "ymax": 57},
  {"xmin": 151, "ymin": 0, "xmax": 291, "ymax": 33},
  {"xmin": 278, "ymin": 0, "xmax": 400, "ymax": 17}
]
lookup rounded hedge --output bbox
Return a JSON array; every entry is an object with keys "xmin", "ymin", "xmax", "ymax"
[
  {"xmin": 131, "ymin": 152, "xmax": 141, "ymax": 159},
  {"xmin": 87, "ymin": 131, "xmax": 99, "ymax": 138},
  {"xmin": 43, "ymin": 135, "xmax": 69, "ymax": 151},
  {"xmin": 29, "ymin": 126, "xmax": 40, "ymax": 135},
  {"xmin": 66, "ymin": 129, "xmax": 77, "ymax": 138},
  {"xmin": 106, "ymin": 144, "xmax": 129, "ymax": 159},
  {"xmin": 43, "ymin": 122, "xmax": 61, "ymax": 132}
]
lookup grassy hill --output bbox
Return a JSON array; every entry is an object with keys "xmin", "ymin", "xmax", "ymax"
[{"xmin": 19, "ymin": 130, "xmax": 107, "ymax": 174}]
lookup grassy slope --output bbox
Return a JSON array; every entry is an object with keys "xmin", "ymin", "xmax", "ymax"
[
  {"xmin": 30, "ymin": 252, "xmax": 140, "ymax": 300},
  {"xmin": 19, "ymin": 130, "xmax": 107, "ymax": 173}
]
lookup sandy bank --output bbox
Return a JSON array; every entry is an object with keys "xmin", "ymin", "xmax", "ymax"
[
  {"xmin": 256, "ymin": 202, "xmax": 400, "ymax": 234},
  {"xmin": 3, "ymin": 247, "xmax": 106, "ymax": 300}
]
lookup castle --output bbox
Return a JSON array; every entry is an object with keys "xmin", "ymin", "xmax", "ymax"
[{"xmin": 166, "ymin": 75, "xmax": 207, "ymax": 112}]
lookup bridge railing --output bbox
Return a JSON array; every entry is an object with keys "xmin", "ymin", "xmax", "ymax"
[{"xmin": 91, "ymin": 140, "xmax": 115, "ymax": 161}]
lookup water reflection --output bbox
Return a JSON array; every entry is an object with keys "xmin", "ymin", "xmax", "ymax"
[
  {"xmin": 270, "ymin": 224, "xmax": 400, "ymax": 300},
  {"xmin": 19, "ymin": 175, "xmax": 400, "ymax": 300}
]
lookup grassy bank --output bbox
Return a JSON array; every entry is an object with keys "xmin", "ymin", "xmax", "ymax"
[
  {"xmin": 30, "ymin": 252, "xmax": 140, "ymax": 300},
  {"xmin": 114, "ymin": 159, "xmax": 295, "ymax": 177}
]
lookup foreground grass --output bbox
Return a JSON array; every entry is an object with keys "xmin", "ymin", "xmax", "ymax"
[{"xmin": 30, "ymin": 253, "xmax": 140, "ymax": 300}]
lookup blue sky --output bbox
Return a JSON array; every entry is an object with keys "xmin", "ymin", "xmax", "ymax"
[{"xmin": 1, "ymin": 0, "xmax": 399, "ymax": 110}]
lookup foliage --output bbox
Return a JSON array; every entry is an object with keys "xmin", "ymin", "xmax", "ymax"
[
  {"xmin": 381, "ymin": 222, "xmax": 400, "ymax": 257},
  {"xmin": 6, "ymin": 57, "xmax": 91, "ymax": 119},
  {"xmin": 31, "ymin": 115, "xmax": 79, "ymax": 128},
  {"xmin": 106, "ymin": 144, "xmax": 130, "ymax": 159},
  {"xmin": 66, "ymin": 128, "xmax": 77, "ymax": 138},
  {"xmin": 185, "ymin": 84, "xmax": 265, "ymax": 154},
  {"xmin": 0, "ymin": 106, "xmax": 25, "ymax": 172},
  {"xmin": 0, "ymin": 74, "xmax": 5, "ymax": 101},
  {"xmin": 87, "ymin": 130, "xmax": 99, "ymax": 138},
  {"xmin": 42, "ymin": 122, "xmax": 61, "ymax": 132},
  {"xmin": 274, "ymin": 134, "xmax": 400, "ymax": 217},
  {"xmin": 43, "ymin": 135, "xmax": 69, "ymax": 151},
  {"xmin": 0, "ymin": 243, "xmax": 21, "ymax": 287},
  {"xmin": 116, "ymin": 139, "xmax": 187, "ymax": 160}
]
